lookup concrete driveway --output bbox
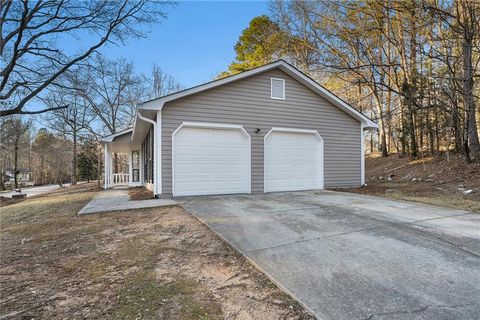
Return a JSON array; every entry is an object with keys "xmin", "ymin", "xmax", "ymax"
[{"xmin": 182, "ymin": 190, "xmax": 480, "ymax": 320}]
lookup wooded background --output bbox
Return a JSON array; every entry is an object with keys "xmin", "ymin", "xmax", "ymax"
[
  {"xmin": 223, "ymin": 0, "xmax": 480, "ymax": 163},
  {"xmin": 1, "ymin": 0, "xmax": 479, "ymax": 189}
]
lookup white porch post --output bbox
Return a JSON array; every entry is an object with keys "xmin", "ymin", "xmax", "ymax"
[
  {"xmin": 140, "ymin": 147, "xmax": 143, "ymax": 185},
  {"xmin": 108, "ymin": 153, "xmax": 113, "ymax": 187},
  {"xmin": 128, "ymin": 148, "xmax": 132, "ymax": 186},
  {"xmin": 104, "ymin": 143, "xmax": 108, "ymax": 189},
  {"xmin": 361, "ymin": 125, "xmax": 365, "ymax": 186}
]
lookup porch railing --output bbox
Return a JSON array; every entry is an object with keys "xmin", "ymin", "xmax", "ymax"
[{"xmin": 113, "ymin": 173, "xmax": 129, "ymax": 185}]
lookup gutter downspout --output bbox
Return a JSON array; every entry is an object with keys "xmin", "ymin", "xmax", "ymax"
[{"xmin": 137, "ymin": 111, "xmax": 159, "ymax": 197}]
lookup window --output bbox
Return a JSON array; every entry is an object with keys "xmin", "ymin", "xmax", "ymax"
[
  {"xmin": 271, "ymin": 78, "xmax": 285, "ymax": 100},
  {"xmin": 141, "ymin": 126, "xmax": 154, "ymax": 184},
  {"xmin": 132, "ymin": 150, "xmax": 140, "ymax": 182}
]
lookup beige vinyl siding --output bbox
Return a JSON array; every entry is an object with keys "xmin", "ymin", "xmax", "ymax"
[{"xmin": 161, "ymin": 68, "xmax": 361, "ymax": 195}]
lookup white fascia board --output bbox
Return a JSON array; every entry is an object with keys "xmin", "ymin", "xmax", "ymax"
[
  {"xmin": 137, "ymin": 60, "xmax": 377, "ymax": 128},
  {"xmin": 130, "ymin": 108, "xmax": 138, "ymax": 142},
  {"xmin": 131, "ymin": 107, "xmax": 157, "ymax": 143},
  {"xmin": 100, "ymin": 128, "xmax": 133, "ymax": 142},
  {"xmin": 140, "ymin": 61, "xmax": 287, "ymax": 111}
]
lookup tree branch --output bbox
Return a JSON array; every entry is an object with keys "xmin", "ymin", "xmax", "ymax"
[{"xmin": 0, "ymin": 104, "xmax": 68, "ymax": 116}]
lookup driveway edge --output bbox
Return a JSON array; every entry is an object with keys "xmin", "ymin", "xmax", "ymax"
[{"xmin": 181, "ymin": 204, "xmax": 320, "ymax": 320}]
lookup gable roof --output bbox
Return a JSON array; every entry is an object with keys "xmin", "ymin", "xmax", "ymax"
[
  {"xmin": 100, "ymin": 128, "xmax": 133, "ymax": 143},
  {"xmin": 138, "ymin": 60, "xmax": 377, "ymax": 129}
]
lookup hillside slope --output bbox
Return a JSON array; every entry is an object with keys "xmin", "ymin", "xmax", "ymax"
[{"xmin": 336, "ymin": 153, "xmax": 480, "ymax": 212}]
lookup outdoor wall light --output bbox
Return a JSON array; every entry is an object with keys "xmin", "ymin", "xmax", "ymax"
[{"xmin": 255, "ymin": 128, "xmax": 261, "ymax": 134}]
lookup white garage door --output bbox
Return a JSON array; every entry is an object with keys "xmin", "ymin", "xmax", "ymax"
[
  {"xmin": 264, "ymin": 129, "xmax": 323, "ymax": 192},
  {"xmin": 173, "ymin": 125, "xmax": 250, "ymax": 196}
]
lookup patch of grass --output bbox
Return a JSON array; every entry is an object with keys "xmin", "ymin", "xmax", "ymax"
[
  {"xmin": 0, "ymin": 191, "xmax": 94, "ymax": 226},
  {"xmin": 355, "ymin": 153, "xmax": 480, "ymax": 213},
  {"xmin": 116, "ymin": 236, "xmax": 170, "ymax": 269},
  {"xmin": 179, "ymin": 299, "xmax": 223, "ymax": 320},
  {"xmin": 355, "ymin": 182, "xmax": 478, "ymax": 212},
  {"xmin": 0, "ymin": 193, "xmax": 106, "ymax": 248},
  {"xmin": 389, "ymin": 192, "xmax": 480, "ymax": 212},
  {"xmin": 113, "ymin": 271, "xmax": 177, "ymax": 319}
]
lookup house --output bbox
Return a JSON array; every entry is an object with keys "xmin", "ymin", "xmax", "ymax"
[
  {"xmin": 4, "ymin": 168, "xmax": 33, "ymax": 187},
  {"xmin": 101, "ymin": 60, "xmax": 377, "ymax": 198}
]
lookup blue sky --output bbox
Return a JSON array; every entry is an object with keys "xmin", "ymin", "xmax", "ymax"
[{"xmin": 98, "ymin": 1, "xmax": 270, "ymax": 88}]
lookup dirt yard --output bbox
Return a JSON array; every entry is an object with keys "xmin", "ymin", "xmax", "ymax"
[
  {"xmin": 335, "ymin": 153, "xmax": 480, "ymax": 212},
  {"xmin": 0, "ymin": 188, "xmax": 313, "ymax": 319}
]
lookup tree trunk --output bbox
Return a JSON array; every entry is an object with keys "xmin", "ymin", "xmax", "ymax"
[
  {"xmin": 97, "ymin": 148, "xmax": 101, "ymax": 189},
  {"xmin": 407, "ymin": 103, "xmax": 418, "ymax": 158},
  {"xmin": 14, "ymin": 138, "xmax": 19, "ymax": 189},
  {"xmin": 452, "ymin": 97, "xmax": 462, "ymax": 153},
  {"xmin": 370, "ymin": 130, "xmax": 374, "ymax": 154},
  {"xmin": 462, "ymin": 37, "xmax": 480, "ymax": 156},
  {"xmin": 459, "ymin": 0, "xmax": 480, "ymax": 158},
  {"xmin": 72, "ymin": 127, "xmax": 77, "ymax": 186},
  {"xmin": 400, "ymin": 104, "xmax": 407, "ymax": 157},
  {"xmin": 0, "ymin": 165, "xmax": 5, "ymax": 190},
  {"xmin": 373, "ymin": 94, "xmax": 388, "ymax": 157},
  {"xmin": 435, "ymin": 106, "xmax": 440, "ymax": 154},
  {"xmin": 426, "ymin": 107, "xmax": 434, "ymax": 155}
]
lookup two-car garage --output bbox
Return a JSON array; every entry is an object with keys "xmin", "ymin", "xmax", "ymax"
[
  {"xmin": 113, "ymin": 61, "xmax": 375, "ymax": 198},
  {"xmin": 172, "ymin": 123, "xmax": 324, "ymax": 197}
]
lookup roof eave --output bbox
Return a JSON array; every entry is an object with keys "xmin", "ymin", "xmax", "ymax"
[
  {"xmin": 99, "ymin": 128, "xmax": 133, "ymax": 143},
  {"xmin": 135, "ymin": 59, "xmax": 377, "ymax": 129}
]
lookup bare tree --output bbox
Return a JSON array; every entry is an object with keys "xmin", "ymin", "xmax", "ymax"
[
  {"xmin": 457, "ymin": 0, "xmax": 480, "ymax": 158},
  {"xmin": 270, "ymin": 0, "xmax": 480, "ymax": 162},
  {"xmin": 426, "ymin": 0, "xmax": 480, "ymax": 160},
  {"xmin": 43, "ymin": 70, "xmax": 94, "ymax": 185},
  {"xmin": 0, "ymin": 0, "xmax": 169, "ymax": 117},
  {"xmin": 81, "ymin": 55, "xmax": 141, "ymax": 135},
  {"xmin": 144, "ymin": 64, "xmax": 183, "ymax": 99},
  {"xmin": 77, "ymin": 55, "xmax": 144, "ymax": 174}
]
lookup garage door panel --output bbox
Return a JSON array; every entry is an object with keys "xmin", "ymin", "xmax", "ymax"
[
  {"xmin": 265, "ymin": 130, "xmax": 323, "ymax": 192},
  {"xmin": 173, "ymin": 126, "xmax": 250, "ymax": 196}
]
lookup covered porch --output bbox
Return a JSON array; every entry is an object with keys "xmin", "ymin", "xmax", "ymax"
[{"xmin": 101, "ymin": 129, "xmax": 142, "ymax": 189}]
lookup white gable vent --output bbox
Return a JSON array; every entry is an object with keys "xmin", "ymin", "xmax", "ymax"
[{"xmin": 271, "ymin": 78, "xmax": 285, "ymax": 100}]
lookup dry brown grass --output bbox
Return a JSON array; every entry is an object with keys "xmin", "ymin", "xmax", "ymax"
[
  {"xmin": 336, "ymin": 153, "xmax": 480, "ymax": 212},
  {"xmin": 128, "ymin": 186, "xmax": 154, "ymax": 200},
  {"xmin": 0, "ymin": 188, "xmax": 313, "ymax": 319}
]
